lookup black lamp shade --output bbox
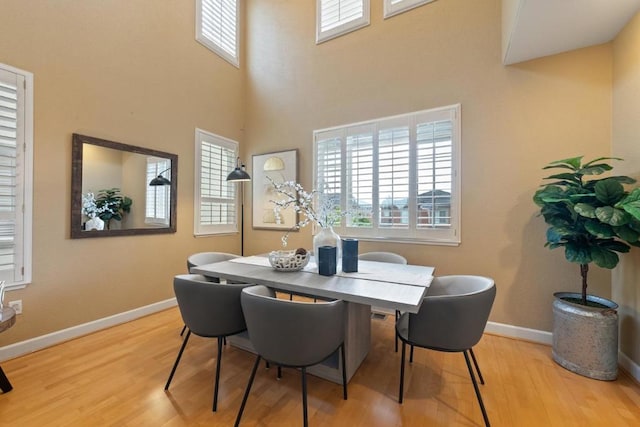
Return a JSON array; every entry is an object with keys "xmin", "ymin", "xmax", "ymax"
[
  {"xmin": 226, "ymin": 167, "xmax": 251, "ymax": 182},
  {"xmin": 149, "ymin": 175, "xmax": 172, "ymax": 186}
]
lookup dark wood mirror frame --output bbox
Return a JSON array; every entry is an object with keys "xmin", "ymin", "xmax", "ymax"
[{"xmin": 71, "ymin": 133, "xmax": 178, "ymax": 238}]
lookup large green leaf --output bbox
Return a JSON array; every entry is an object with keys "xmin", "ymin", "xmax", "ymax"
[
  {"xmin": 547, "ymin": 156, "xmax": 583, "ymax": 170},
  {"xmin": 613, "ymin": 225, "xmax": 640, "ymax": 243},
  {"xmin": 543, "ymin": 173, "xmax": 581, "ymax": 183},
  {"xmin": 595, "ymin": 179, "xmax": 625, "ymax": 204},
  {"xmin": 579, "ymin": 164, "xmax": 613, "ymax": 176},
  {"xmin": 607, "ymin": 175, "xmax": 637, "ymax": 185},
  {"xmin": 546, "ymin": 227, "xmax": 564, "ymax": 244},
  {"xmin": 584, "ymin": 220, "xmax": 615, "ymax": 238},
  {"xmin": 590, "ymin": 247, "xmax": 619, "ymax": 269},
  {"xmin": 582, "ymin": 157, "xmax": 622, "ymax": 168},
  {"xmin": 574, "ymin": 203, "xmax": 596, "ymax": 218},
  {"xmin": 599, "ymin": 239, "xmax": 631, "ymax": 252},
  {"xmin": 595, "ymin": 206, "xmax": 629, "ymax": 226},
  {"xmin": 565, "ymin": 242, "xmax": 592, "ymax": 264},
  {"xmin": 619, "ymin": 188, "xmax": 640, "ymax": 220}
]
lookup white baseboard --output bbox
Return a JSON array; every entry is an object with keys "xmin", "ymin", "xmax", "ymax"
[
  {"xmin": 619, "ymin": 350, "xmax": 640, "ymax": 383},
  {"xmin": 485, "ymin": 320, "xmax": 553, "ymax": 345},
  {"xmin": 2, "ymin": 301, "xmax": 639, "ymax": 384},
  {"xmin": 0, "ymin": 298, "xmax": 177, "ymax": 362}
]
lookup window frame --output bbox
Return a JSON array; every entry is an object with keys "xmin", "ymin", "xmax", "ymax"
[
  {"xmin": 0, "ymin": 62, "xmax": 33, "ymax": 290},
  {"xmin": 313, "ymin": 104, "xmax": 461, "ymax": 246},
  {"xmin": 316, "ymin": 0, "xmax": 370, "ymax": 44},
  {"xmin": 196, "ymin": 0, "xmax": 240, "ymax": 68},
  {"xmin": 383, "ymin": 0, "xmax": 435, "ymax": 19},
  {"xmin": 145, "ymin": 157, "xmax": 172, "ymax": 226},
  {"xmin": 194, "ymin": 128, "xmax": 239, "ymax": 236}
]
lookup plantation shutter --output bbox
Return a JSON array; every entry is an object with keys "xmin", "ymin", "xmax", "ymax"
[
  {"xmin": 384, "ymin": 0, "xmax": 436, "ymax": 18},
  {"xmin": 317, "ymin": 0, "xmax": 370, "ymax": 43},
  {"xmin": 378, "ymin": 118, "xmax": 411, "ymax": 229},
  {"xmin": 195, "ymin": 130, "xmax": 237, "ymax": 235},
  {"xmin": 345, "ymin": 125, "xmax": 374, "ymax": 228},
  {"xmin": 145, "ymin": 157, "xmax": 171, "ymax": 225},
  {"xmin": 197, "ymin": 0, "xmax": 239, "ymax": 67},
  {"xmin": 0, "ymin": 69, "xmax": 25, "ymax": 283},
  {"xmin": 313, "ymin": 105, "xmax": 460, "ymax": 245}
]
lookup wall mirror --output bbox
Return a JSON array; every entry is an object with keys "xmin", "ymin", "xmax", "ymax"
[{"xmin": 71, "ymin": 133, "xmax": 178, "ymax": 238}]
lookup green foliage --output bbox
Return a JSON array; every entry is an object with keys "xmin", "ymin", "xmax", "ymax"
[
  {"xmin": 533, "ymin": 156, "xmax": 640, "ymax": 304},
  {"xmin": 96, "ymin": 188, "xmax": 133, "ymax": 229}
]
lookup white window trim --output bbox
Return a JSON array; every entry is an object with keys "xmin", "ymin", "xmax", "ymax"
[
  {"xmin": 384, "ymin": 0, "xmax": 435, "ymax": 19},
  {"xmin": 194, "ymin": 128, "xmax": 239, "ymax": 236},
  {"xmin": 0, "ymin": 63, "xmax": 33, "ymax": 290},
  {"xmin": 196, "ymin": 0, "xmax": 240, "ymax": 68},
  {"xmin": 313, "ymin": 104, "xmax": 461, "ymax": 246},
  {"xmin": 316, "ymin": 0, "xmax": 370, "ymax": 44},
  {"xmin": 145, "ymin": 157, "xmax": 171, "ymax": 226}
]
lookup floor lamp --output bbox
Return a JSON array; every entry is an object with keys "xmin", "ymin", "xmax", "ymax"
[{"xmin": 226, "ymin": 157, "xmax": 251, "ymax": 256}]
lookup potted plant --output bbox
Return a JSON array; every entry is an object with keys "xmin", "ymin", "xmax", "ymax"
[
  {"xmin": 96, "ymin": 188, "xmax": 132, "ymax": 230},
  {"xmin": 533, "ymin": 156, "xmax": 640, "ymax": 380}
]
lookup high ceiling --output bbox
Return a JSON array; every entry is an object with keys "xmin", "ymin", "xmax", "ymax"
[{"xmin": 503, "ymin": 0, "xmax": 640, "ymax": 65}]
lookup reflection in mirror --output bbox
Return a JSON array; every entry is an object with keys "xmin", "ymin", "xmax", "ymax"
[{"xmin": 71, "ymin": 134, "xmax": 178, "ymax": 238}]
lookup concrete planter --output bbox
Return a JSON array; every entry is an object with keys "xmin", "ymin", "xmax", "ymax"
[{"xmin": 552, "ymin": 292, "xmax": 618, "ymax": 381}]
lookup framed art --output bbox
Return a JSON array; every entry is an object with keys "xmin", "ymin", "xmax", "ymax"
[{"xmin": 252, "ymin": 149, "xmax": 298, "ymax": 230}]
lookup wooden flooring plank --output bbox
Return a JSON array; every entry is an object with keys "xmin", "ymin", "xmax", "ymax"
[{"xmin": 1, "ymin": 307, "xmax": 639, "ymax": 426}]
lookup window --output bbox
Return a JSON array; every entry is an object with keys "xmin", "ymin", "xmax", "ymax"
[
  {"xmin": 194, "ymin": 129, "xmax": 238, "ymax": 235},
  {"xmin": 383, "ymin": 0, "xmax": 435, "ymax": 18},
  {"xmin": 314, "ymin": 104, "xmax": 460, "ymax": 245},
  {"xmin": 316, "ymin": 0, "xmax": 370, "ymax": 43},
  {"xmin": 196, "ymin": 0, "xmax": 239, "ymax": 67},
  {"xmin": 145, "ymin": 157, "xmax": 171, "ymax": 226},
  {"xmin": 0, "ymin": 63, "xmax": 33, "ymax": 289}
]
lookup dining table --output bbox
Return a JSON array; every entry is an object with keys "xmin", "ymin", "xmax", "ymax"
[{"xmin": 191, "ymin": 255, "xmax": 434, "ymax": 384}]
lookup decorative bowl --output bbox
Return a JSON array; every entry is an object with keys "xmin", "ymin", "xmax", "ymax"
[{"xmin": 268, "ymin": 250, "xmax": 310, "ymax": 272}]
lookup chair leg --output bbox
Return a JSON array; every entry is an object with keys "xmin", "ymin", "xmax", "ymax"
[
  {"xmin": 165, "ymin": 330, "xmax": 191, "ymax": 390},
  {"xmin": 212, "ymin": 337, "xmax": 223, "ymax": 412},
  {"xmin": 341, "ymin": 343, "xmax": 348, "ymax": 400},
  {"xmin": 463, "ymin": 350, "xmax": 490, "ymax": 427},
  {"xmin": 277, "ymin": 365, "xmax": 282, "ymax": 379},
  {"xmin": 409, "ymin": 345, "xmax": 414, "ymax": 363},
  {"xmin": 395, "ymin": 310, "xmax": 400, "ymax": 352},
  {"xmin": 399, "ymin": 340, "xmax": 406, "ymax": 403},
  {"xmin": 0, "ymin": 365, "xmax": 13, "ymax": 393},
  {"xmin": 469, "ymin": 347, "xmax": 484, "ymax": 385},
  {"xmin": 179, "ymin": 324, "xmax": 187, "ymax": 336},
  {"xmin": 234, "ymin": 355, "xmax": 261, "ymax": 427},
  {"xmin": 301, "ymin": 367, "xmax": 309, "ymax": 427}
]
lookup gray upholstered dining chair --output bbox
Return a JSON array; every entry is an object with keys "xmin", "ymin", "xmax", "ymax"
[
  {"xmin": 396, "ymin": 275, "xmax": 496, "ymax": 427},
  {"xmin": 234, "ymin": 285, "xmax": 347, "ymax": 427},
  {"xmin": 165, "ymin": 274, "xmax": 250, "ymax": 412},
  {"xmin": 180, "ymin": 251, "xmax": 243, "ymax": 336},
  {"xmin": 187, "ymin": 252, "xmax": 240, "ymax": 278},
  {"xmin": 358, "ymin": 251, "xmax": 408, "ymax": 352}
]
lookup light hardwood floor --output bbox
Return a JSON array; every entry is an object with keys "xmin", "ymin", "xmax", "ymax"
[{"xmin": 1, "ymin": 307, "xmax": 640, "ymax": 426}]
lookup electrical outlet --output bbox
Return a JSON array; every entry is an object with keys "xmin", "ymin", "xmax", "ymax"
[{"xmin": 8, "ymin": 300, "xmax": 22, "ymax": 314}]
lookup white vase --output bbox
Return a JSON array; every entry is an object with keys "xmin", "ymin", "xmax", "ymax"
[
  {"xmin": 85, "ymin": 216, "xmax": 105, "ymax": 231},
  {"xmin": 313, "ymin": 226, "xmax": 341, "ymax": 269}
]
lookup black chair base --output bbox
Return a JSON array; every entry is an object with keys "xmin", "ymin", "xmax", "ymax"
[
  {"xmin": 0, "ymin": 365, "xmax": 13, "ymax": 393},
  {"xmin": 165, "ymin": 331, "xmax": 227, "ymax": 412},
  {"xmin": 235, "ymin": 345, "xmax": 347, "ymax": 427},
  {"xmin": 398, "ymin": 342, "xmax": 490, "ymax": 427}
]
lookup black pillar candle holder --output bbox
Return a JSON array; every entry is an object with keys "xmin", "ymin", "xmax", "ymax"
[
  {"xmin": 342, "ymin": 238, "xmax": 358, "ymax": 272},
  {"xmin": 318, "ymin": 246, "xmax": 337, "ymax": 276}
]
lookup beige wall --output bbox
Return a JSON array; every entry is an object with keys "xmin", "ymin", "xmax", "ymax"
[
  {"xmin": 0, "ymin": 0, "xmax": 627, "ymax": 351},
  {"xmin": 242, "ymin": 0, "xmax": 612, "ymax": 331},
  {"xmin": 0, "ymin": 1, "xmax": 244, "ymax": 345},
  {"xmin": 613, "ymin": 12, "xmax": 640, "ymax": 367}
]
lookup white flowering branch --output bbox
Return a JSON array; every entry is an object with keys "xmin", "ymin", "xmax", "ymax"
[{"xmin": 268, "ymin": 177, "xmax": 347, "ymax": 247}]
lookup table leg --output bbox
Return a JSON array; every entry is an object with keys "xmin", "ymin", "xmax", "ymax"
[{"xmin": 0, "ymin": 365, "xmax": 13, "ymax": 393}]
